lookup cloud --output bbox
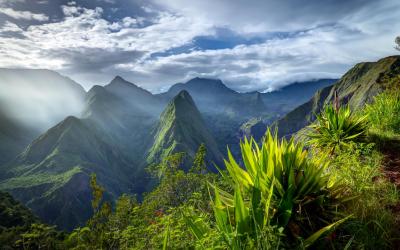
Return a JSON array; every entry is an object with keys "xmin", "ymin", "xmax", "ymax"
[
  {"xmin": 0, "ymin": 3, "xmax": 214, "ymax": 88},
  {"xmin": 0, "ymin": 0, "xmax": 399, "ymax": 92},
  {"xmin": 152, "ymin": 0, "xmax": 381, "ymax": 33},
  {"xmin": 0, "ymin": 0, "xmax": 24, "ymax": 7},
  {"xmin": 0, "ymin": 7, "xmax": 49, "ymax": 21},
  {"xmin": 115, "ymin": 21, "xmax": 399, "ymax": 92}
]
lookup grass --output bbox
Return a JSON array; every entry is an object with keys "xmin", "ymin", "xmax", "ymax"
[{"xmin": 365, "ymin": 90, "xmax": 400, "ymax": 135}]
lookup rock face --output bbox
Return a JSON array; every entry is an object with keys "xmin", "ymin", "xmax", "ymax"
[{"xmin": 275, "ymin": 56, "xmax": 400, "ymax": 137}]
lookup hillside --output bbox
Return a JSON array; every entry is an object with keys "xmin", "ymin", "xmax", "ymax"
[
  {"xmin": 0, "ymin": 110, "xmax": 37, "ymax": 167},
  {"xmin": 147, "ymin": 90, "xmax": 222, "ymax": 168},
  {"xmin": 0, "ymin": 69, "xmax": 86, "ymax": 168},
  {"xmin": 275, "ymin": 56, "xmax": 400, "ymax": 137},
  {"xmin": 0, "ymin": 191, "xmax": 37, "ymax": 230},
  {"xmin": 0, "ymin": 116, "xmax": 134, "ymax": 230}
]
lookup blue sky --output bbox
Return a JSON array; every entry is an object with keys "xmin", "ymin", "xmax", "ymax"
[{"xmin": 0, "ymin": 0, "xmax": 399, "ymax": 92}]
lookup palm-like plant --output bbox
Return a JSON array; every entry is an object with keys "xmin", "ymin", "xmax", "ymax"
[
  {"xmin": 185, "ymin": 130, "xmax": 349, "ymax": 249},
  {"xmin": 308, "ymin": 105, "xmax": 367, "ymax": 153}
]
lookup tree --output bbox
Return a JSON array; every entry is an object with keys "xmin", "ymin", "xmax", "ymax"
[
  {"xmin": 190, "ymin": 143, "xmax": 207, "ymax": 174},
  {"xmin": 396, "ymin": 36, "xmax": 400, "ymax": 51}
]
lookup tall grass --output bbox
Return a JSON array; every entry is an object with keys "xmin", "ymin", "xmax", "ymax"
[
  {"xmin": 327, "ymin": 143, "xmax": 399, "ymax": 249},
  {"xmin": 365, "ymin": 91, "xmax": 400, "ymax": 135}
]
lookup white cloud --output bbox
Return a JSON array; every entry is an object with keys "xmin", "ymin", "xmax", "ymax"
[
  {"xmin": 152, "ymin": 0, "xmax": 385, "ymax": 33},
  {"xmin": 0, "ymin": 7, "xmax": 49, "ymax": 21},
  {"xmin": 116, "ymin": 23, "xmax": 399, "ymax": 92},
  {"xmin": 0, "ymin": 4, "xmax": 213, "ymax": 88},
  {"xmin": 0, "ymin": 1, "xmax": 399, "ymax": 91},
  {"xmin": 0, "ymin": 21, "xmax": 23, "ymax": 32}
]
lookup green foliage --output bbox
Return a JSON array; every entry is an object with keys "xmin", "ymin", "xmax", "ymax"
[
  {"xmin": 308, "ymin": 105, "xmax": 367, "ymax": 153},
  {"xmin": 15, "ymin": 223, "xmax": 62, "ymax": 250},
  {"xmin": 146, "ymin": 152, "xmax": 186, "ymax": 180},
  {"xmin": 326, "ymin": 143, "xmax": 400, "ymax": 249},
  {"xmin": 365, "ymin": 90, "xmax": 400, "ymax": 135},
  {"xmin": 191, "ymin": 143, "xmax": 207, "ymax": 174},
  {"xmin": 187, "ymin": 130, "xmax": 349, "ymax": 249}
]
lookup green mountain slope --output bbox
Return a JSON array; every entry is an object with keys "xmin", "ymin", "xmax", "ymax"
[
  {"xmin": 0, "ymin": 69, "xmax": 86, "ymax": 168},
  {"xmin": 0, "ymin": 191, "xmax": 37, "ymax": 230},
  {"xmin": 0, "ymin": 78, "xmax": 222, "ymax": 230},
  {"xmin": 275, "ymin": 56, "xmax": 400, "ymax": 137},
  {"xmin": 148, "ymin": 90, "xmax": 222, "ymax": 169},
  {"xmin": 0, "ymin": 77, "xmax": 163, "ymax": 230},
  {"xmin": 160, "ymin": 77, "xmax": 336, "ymax": 157},
  {"xmin": 0, "ymin": 110, "xmax": 37, "ymax": 168},
  {"xmin": 0, "ymin": 116, "xmax": 134, "ymax": 230}
]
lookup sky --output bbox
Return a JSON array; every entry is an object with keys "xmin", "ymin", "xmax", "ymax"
[{"xmin": 0, "ymin": 0, "xmax": 399, "ymax": 93}]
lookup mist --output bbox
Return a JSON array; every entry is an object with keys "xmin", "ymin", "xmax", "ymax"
[{"xmin": 0, "ymin": 69, "xmax": 86, "ymax": 132}]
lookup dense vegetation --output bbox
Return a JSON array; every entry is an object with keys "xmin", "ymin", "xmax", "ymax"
[{"xmin": 1, "ymin": 85, "xmax": 400, "ymax": 249}]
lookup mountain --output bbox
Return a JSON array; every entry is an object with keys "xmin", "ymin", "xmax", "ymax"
[
  {"xmin": 148, "ymin": 90, "xmax": 222, "ymax": 168},
  {"xmin": 261, "ymin": 79, "xmax": 337, "ymax": 113},
  {"xmin": 0, "ymin": 78, "xmax": 223, "ymax": 229},
  {"xmin": 0, "ymin": 77, "xmax": 162, "ymax": 230},
  {"xmin": 0, "ymin": 71, "xmax": 339, "ymax": 230},
  {"xmin": 82, "ymin": 78, "xmax": 161, "ymax": 164},
  {"xmin": 159, "ymin": 77, "xmax": 337, "ymax": 155},
  {"xmin": 0, "ymin": 69, "xmax": 85, "ymax": 130},
  {"xmin": 0, "ymin": 69, "xmax": 86, "ymax": 167},
  {"xmin": 0, "ymin": 191, "xmax": 37, "ymax": 230},
  {"xmin": 0, "ymin": 110, "xmax": 37, "ymax": 167},
  {"xmin": 0, "ymin": 116, "xmax": 134, "ymax": 230},
  {"xmin": 160, "ymin": 77, "xmax": 267, "ymax": 117},
  {"xmin": 275, "ymin": 56, "xmax": 400, "ymax": 137},
  {"xmin": 160, "ymin": 78, "xmax": 269, "ymax": 157}
]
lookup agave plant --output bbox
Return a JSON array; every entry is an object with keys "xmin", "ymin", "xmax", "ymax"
[
  {"xmin": 308, "ymin": 105, "xmax": 367, "ymax": 153},
  {"xmin": 185, "ymin": 130, "xmax": 349, "ymax": 249}
]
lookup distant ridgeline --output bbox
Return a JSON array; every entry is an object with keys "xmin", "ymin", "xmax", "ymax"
[{"xmin": 0, "ymin": 69, "xmax": 337, "ymax": 230}]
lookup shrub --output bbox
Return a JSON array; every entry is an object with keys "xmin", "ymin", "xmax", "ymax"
[
  {"xmin": 186, "ymin": 130, "xmax": 349, "ymax": 249},
  {"xmin": 308, "ymin": 105, "xmax": 367, "ymax": 153}
]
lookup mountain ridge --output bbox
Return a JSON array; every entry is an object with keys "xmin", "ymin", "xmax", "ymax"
[{"xmin": 275, "ymin": 55, "xmax": 400, "ymax": 137}]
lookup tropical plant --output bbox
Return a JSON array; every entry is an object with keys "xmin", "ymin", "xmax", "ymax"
[
  {"xmin": 186, "ymin": 130, "xmax": 349, "ymax": 249},
  {"xmin": 308, "ymin": 104, "xmax": 367, "ymax": 153}
]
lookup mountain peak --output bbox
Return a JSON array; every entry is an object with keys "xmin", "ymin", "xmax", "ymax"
[
  {"xmin": 147, "ymin": 90, "xmax": 222, "ymax": 168},
  {"xmin": 185, "ymin": 77, "xmax": 229, "ymax": 90},
  {"xmin": 170, "ymin": 90, "xmax": 197, "ymax": 112},
  {"xmin": 174, "ymin": 90, "xmax": 191, "ymax": 101},
  {"xmin": 105, "ymin": 76, "xmax": 153, "ymax": 97},
  {"xmin": 107, "ymin": 75, "xmax": 135, "ymax": 87}
]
